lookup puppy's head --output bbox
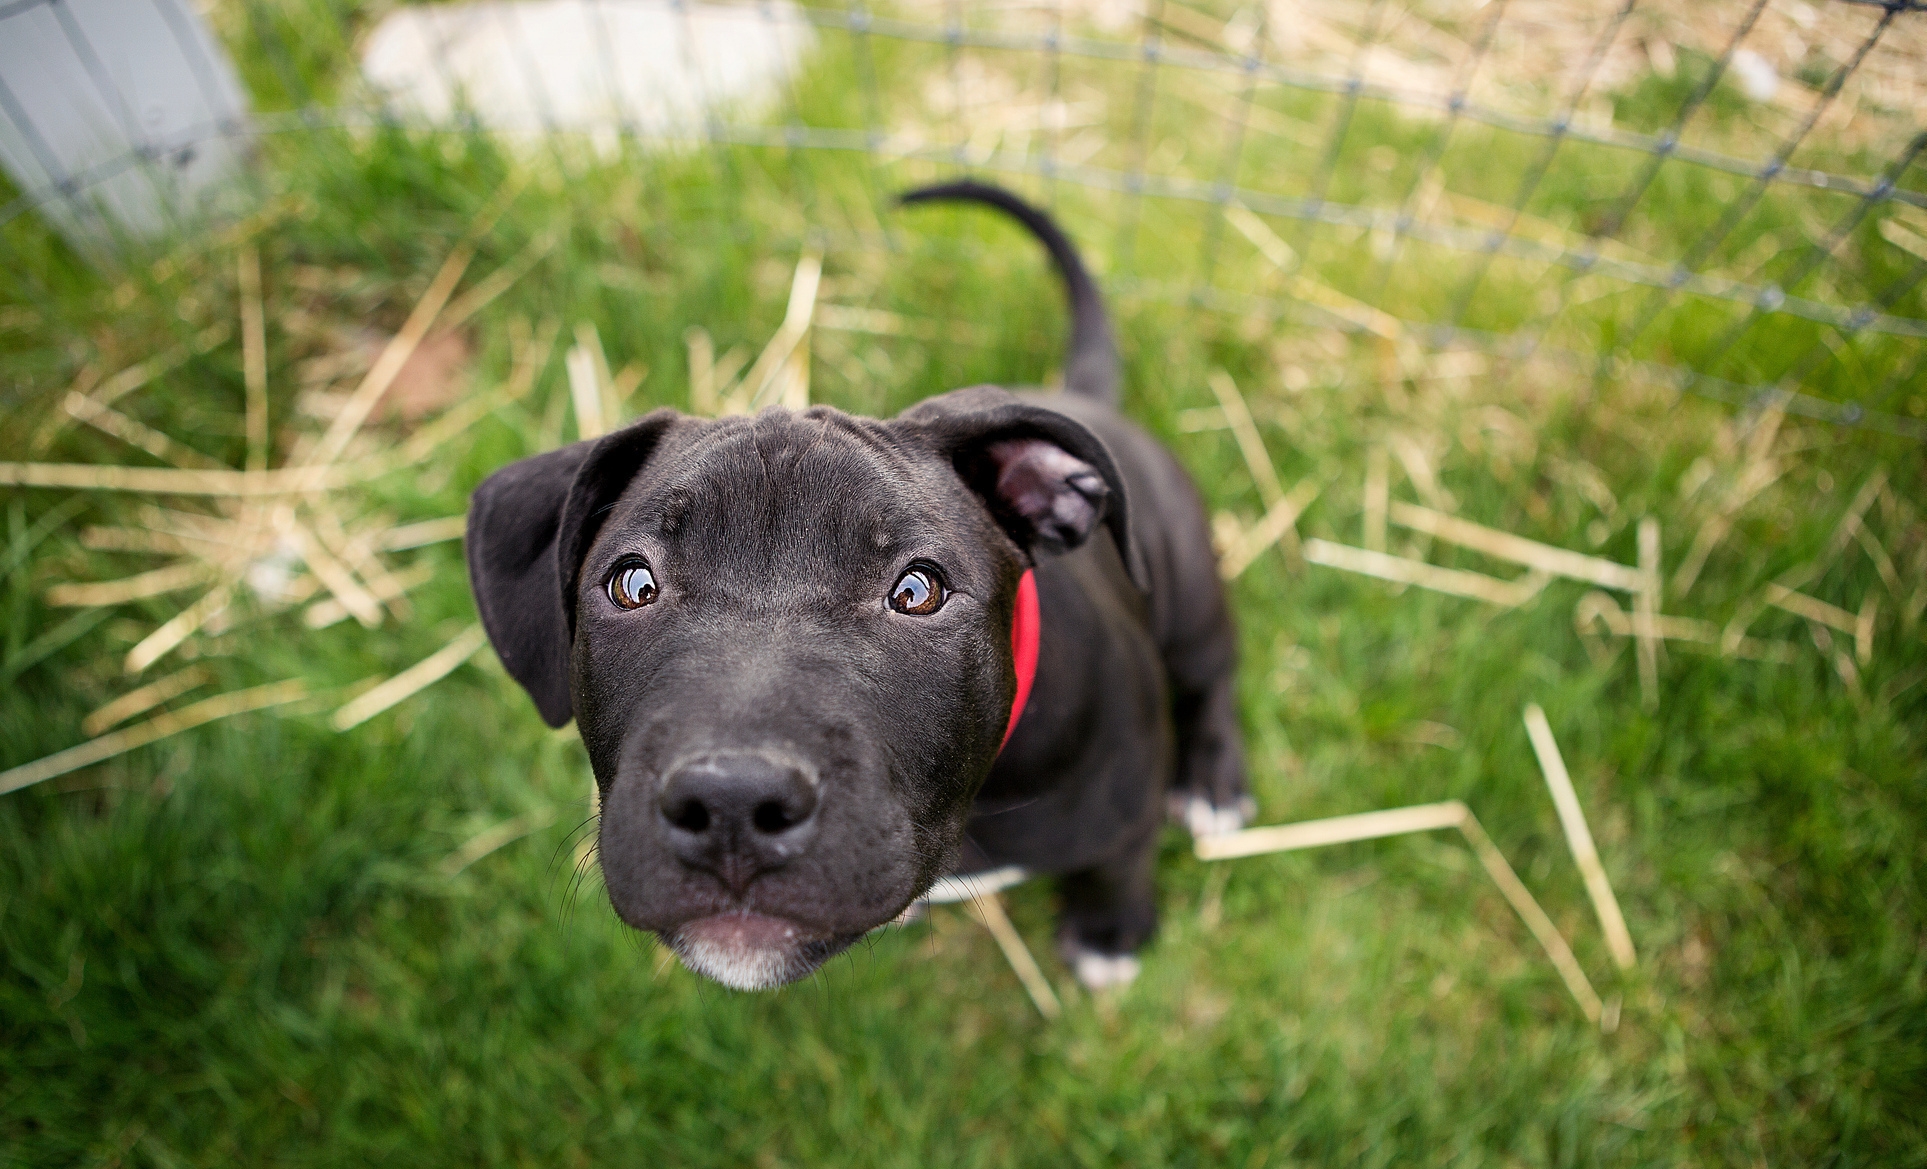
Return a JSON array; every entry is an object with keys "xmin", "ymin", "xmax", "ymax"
[{"xmin": 466, "ymin": 387, "xmax": 1131, "ymax": 989}]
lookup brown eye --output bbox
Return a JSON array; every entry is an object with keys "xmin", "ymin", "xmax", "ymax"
[
  {"xmin": 607, "ymin": 558, "xmax": 659, "ymax": 610},
  {"xmin": 889, "ymin": 566, "xmax": 944, "ymax": 615}
]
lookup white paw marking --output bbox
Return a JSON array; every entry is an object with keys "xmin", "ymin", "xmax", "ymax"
[
  {"xmin": 1182, "ymin": 795, "xmax": 1250, "ymax": 839},
  {"xmin": 1071, "ymin": 948, "xmax": 1142, "ymax": 990}
]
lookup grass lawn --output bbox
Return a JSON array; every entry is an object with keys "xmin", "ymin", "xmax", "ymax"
[{"xmin": 3, "ymin": 4, "xmax": 1925, "ymax": 1164}]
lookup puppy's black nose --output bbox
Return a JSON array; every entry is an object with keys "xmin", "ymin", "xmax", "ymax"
[{"xmin": 658, "ymin": 753, "xmax": 820, "ymax": 892}]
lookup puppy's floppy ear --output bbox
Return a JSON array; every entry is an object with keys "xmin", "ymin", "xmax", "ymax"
[
  {"xmin": 465, "ymin": 410, "xmax": 679, "ymax": 726},
  {"xmin": 900, "ymin": 386, "xmax": 1139, "ymax": 585}
]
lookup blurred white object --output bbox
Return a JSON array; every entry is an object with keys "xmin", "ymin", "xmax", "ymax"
[
  {"xmin": 360, "ymin": 0, "xmax": 814, "ymax": 140},
  {"xmin": 0, "ymin": 0, "xmax": 251, "ymax": 253},
  {"xmin": 1731, "ymin": 48, "xmax": 1779, "ymax": 103}
]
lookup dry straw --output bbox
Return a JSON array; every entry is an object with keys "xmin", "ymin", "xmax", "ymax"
[
  {"xmin": 1522, "ymin": 705, "xmax": 1636, "ymax": 972},
  {"xmin": 1219, "ymin": 480, "xmax": 1322, "ymax": 580},
  {"xmin": 1573, "ymin": 590, "xmax": 1796, "ymax": 663},
  {"xmin": 724, "ymin": 252, "xmax": 822, "ymax": 415},
  {"xmin": 45, "ymin": 562, "xmax": 214, "ymax": 608},
  {"xmin": 1196, "ymin": 800, "xmax": 1604, "ymax": 1024},
  {"xmin": 1224, "ymin": 202, "xmax": 1401, "ymax": 339},
  {"xmin": 565, "ymin": 323, "xmax": 617, "ymax": 440},
  {"xmin": 0, "ymin": 461, "xmax": 367, "ymax": 496},
  {"xmin": 125, "ymin": 583, "xmax": 233, "ymax": 674},
  {"xmin": 967, "ymin": 891, "xmax": 1063, "ymax": 1020},
  {"xmin": 82, "ymin": 665, "xmax": 213, "ymax": 737},
  {"xmin": 442, "ymin": 806, "xmax": 561, "ymax": 877},
  {"xmin": 63, "ymin": 392, "xmax": 225, "ymax": 470},
  {"xmin": 1204, "ymin": 368, "xmax": 1321, "ymax": 578},
  {"xmin": 1304, "ymin": 540, "xmax": 1552, "ymax": 607},
  {"xmin": 1209, "ymin": 369, "xmax": 1287, "ymax": 509},
  {"xmin": 332, "ymin": 625, "xmax": 489, "ymax": 731},
  {"xmin": 375, "ymin": 516, "xmax": 466, "ymax": 551},
  {"xmin": 1388, "ymin": 501, "xmax": 1647, "ymax": 592},
  {"xmin": 239, "ymin": 245, "xmax": 270, "ymax": 473},
  {"xmin": 0, "ymin": 680, "xmax": 306, "ymax": 796}
]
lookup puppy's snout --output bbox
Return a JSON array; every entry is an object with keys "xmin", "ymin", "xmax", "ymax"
[{"xmin": 658, "ymin": 753, "xmax": 820, "ymax": 891}]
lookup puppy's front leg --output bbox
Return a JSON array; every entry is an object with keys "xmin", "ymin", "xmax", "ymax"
[
  {"xmin": 1054, "ymin": 821, "xmax": 1160, "ymax": 990},
  {"xmin": 1170, "ymin": 671, "xmax": 1255, "ymax": 838}
]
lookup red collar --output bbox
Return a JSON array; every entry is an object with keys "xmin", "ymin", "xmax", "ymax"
[{"xmin": 1000, "ymin": 569, "xmax": 1040, "ymax": 750}]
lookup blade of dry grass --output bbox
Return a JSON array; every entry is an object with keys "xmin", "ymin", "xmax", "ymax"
[
  {"xmin": 1388, "ymin": 437, "xmax": 1454, "ymax": 514},
  {"xmin": 1304, "ymin": 539, "xmax": 1553, "ymax": 606},
  {"xmin": 1824, "ymin": 470, "xmax": 1888, "ymax": 566},
  {"xmin": 62, "ymin": 393, "xmax": 227, "ymax": 471},
  {"xmin": 0, "ymin": 462, "xmax": 366, "ymax": 496},
  {"xmin": 1225, "ymin": 202, "xmax": 1400, "ymax": 338},
  {"xmin": 303, "ymin": 178, "xmax": 526, "ymax": 467},
  {"xmin": 303, "ymin": 562, "xmax": 435, "ymax": 630},
  {"xmin": 283, "ymin": 517, "xmax": 383, "ymax": 629},
  {"xmin": 45, "ymin": 562, "xmax": 216, "ymax": 608},
  {"xmin": 375, "ymin": 516, "xmax": 466, "ymax": 551},
  {"xmin": 966, "ymin": 891, "xmax": 1063, "ymax": 1021},
  {"xmin": 32, "ymin": 325, "xmax": 231, "ymax": 453},
  {"xmin": 239, "ymin": 245, "xmax": 270, "ymax": 472},
  {"xmin": 1363, "ymin": 445, "xmax": 1389, "ymax": 552},
  {"xmin": 331, "ymin": 625, "xmax": 488, "ymax": 731},
  {"xmin": 1856, "ymin": 595, "xmax": 1878, "ymax": 666},
  {"xmin": 1196, "ymin": 800, "xmax": 1602, "ymax": 1023},
  {"xmin": 1635, "ymin": 518, "xmax": 1662, "ymax": 708},
  {"xmin": 82, "ymin": 665, "xmax": 214, "ymax": 737},
  {"xmin": 78, "ymin": 526, "xmax": 196, "ymax": 555},
  {"xmin": 1219, "ymin": 478, "xmax": 1322, "ymax": 579},
  {"xmin": 1455, "ymin": 810, "xmax": 1605, "ymax": 1026},
  {"xmin": 438, "ymin": 229, "xmax": 556, "ymax": 332},
  {"xmin": 731, "ymin": 252, "xmax": 822, "ymax": 415},
  {"xmin": 1765, "ymin": 583, "xmax": 1858, "ymax": 634},
  {"xmin": 1572, "ymin": 591, "xmax": 1715, "ymax": 642},
  {"xmin": 1672, "ymin": 457, "xmax": 1784, "ymax": 598},
  {"xmin": 305, "ymin": 243, "xmax": 475, "ymax": 467},
  {"xmin": 1523, "ymin": 705, "xmax": 1636, "ymax": 971},
  {"xmin": 1194, "ymin": 802, "xmax": 1469, "ymax": 860},
  {"xmin": 815, "ymin": 304, "xmax": 986, "ymax": 344},
  {"xmin": 685, "ymin": 326, "xmax": 717, "ymax": 416},
  {"xmin": 1578, "ymin": 591, "xmax": 1796, "ymax": 662},
  {"xmin": 1389, "ymin": 501, "xmax": 1647, "ymax": 591},
  {"xmin": 125, "ymin": 583, "xmax": 233, "ymax": 674},
  {"xmin": 441, "ymin": 806, "xmax": 561, "ymax": 877},
  {"xmin": 1852, "ymin": 524, "xmax": 1903, "ymax": 598},
  {"xmin": 0, "ymin": 679, "xmax": 305, "ymax": 796},
  {"xmin": 1208, "ymin": 369, "xmax": 1285, "ymax": 508},
  {"xmin": 392, "ymin": 317, "xmax": 558, "ymax": 462},
  {"xmin": 566, "ymin": 334, "xmax": 608, "ymax": 440}
]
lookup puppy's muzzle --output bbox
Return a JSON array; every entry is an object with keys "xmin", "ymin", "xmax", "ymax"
[{"xmin": 658, "ymin": 751, "xmax": 820, "ymax": 894}]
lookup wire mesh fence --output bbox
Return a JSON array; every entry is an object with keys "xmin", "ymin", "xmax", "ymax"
[{"xmin": 2, "ymin": 0, "xmax": 1924, "ymax": 437}]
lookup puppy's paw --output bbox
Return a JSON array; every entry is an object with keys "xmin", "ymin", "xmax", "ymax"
[
  {"xmin": 1068, "ymin": 947, "xmax": 1142, "ymax": 991},
  {"xmin": 1178, "ymin": 794, "xmax": 1255, "ymax": 839}
]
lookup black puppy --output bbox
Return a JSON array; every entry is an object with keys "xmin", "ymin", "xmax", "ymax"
[{"xmin": 466, "ymin": 181, "xmax": 1248, "ymax": 992}]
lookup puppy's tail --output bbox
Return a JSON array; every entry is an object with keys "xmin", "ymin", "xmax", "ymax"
[{"xmin": 899, "ymin": 180, "xmax": 1119, "ymax": 406}]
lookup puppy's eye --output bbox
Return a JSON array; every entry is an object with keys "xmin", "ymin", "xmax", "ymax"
[
  {"xmin": 607, "ymin": 558, "xmax": 659, "ymax": 610},
  {"xmin": 889, "ymin": 566, "xmax": 945, "ymax": 615}
]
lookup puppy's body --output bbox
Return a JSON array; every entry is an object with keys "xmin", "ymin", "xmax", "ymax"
[
  {"xmin": 952, "ymin": 390, "xmax": 1245, "ymax": 966},
  {"xmin": 467, "ymin": 182, "xmax": 1245, "ymax": 989}
]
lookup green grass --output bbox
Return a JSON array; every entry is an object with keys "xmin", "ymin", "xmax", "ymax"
[{"xmin": 3, "ymin": 6, "xmax": 1926, "ymax": 1164}]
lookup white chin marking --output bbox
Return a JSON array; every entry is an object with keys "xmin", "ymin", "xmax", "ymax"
[
  {"xmin": 668, "ymin": 914, "xmax": 819, "ymax": 991},
  {"xmin": 675, "ymin": 937, "xmax": 798, "ymax": 991},
  {"xmin": 1071, "ymin": 948, "xmax": 1142, "ymax": 991}
]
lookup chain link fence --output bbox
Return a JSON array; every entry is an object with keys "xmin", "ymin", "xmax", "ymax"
[{"xmin": 3, "ymin": 0, "xmax": 1924, "ymax": 436}]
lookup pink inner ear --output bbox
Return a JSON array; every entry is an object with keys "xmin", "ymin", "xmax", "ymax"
[{"xmin": 986, "ymin": 437, "xmax": 1099, "ymax": 526}]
